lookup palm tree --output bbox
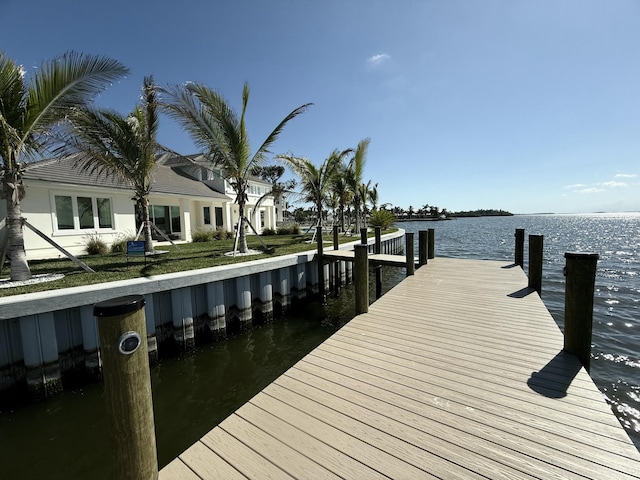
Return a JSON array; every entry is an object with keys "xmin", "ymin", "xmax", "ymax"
[
  {"xmin": 278, "ymin": 150, "xmax": 346, "ymax": 228},
  {"xmin": 0, "ymin": 51, "xmax": 128, "ymax": 281},
  {"xmin": 160, "ymin": 82, "xmax": 311, "ymax": 253},
  {"xmin": 331, "ymin": 162, "xmax": 352, "ymax": 233},
  {"xmin": 345, "ymin": 138, "xmax": 370, "ymax": 233},
  {"xmin": 62, "ymin": 76, "xmax": 162, "ymax": 254}
]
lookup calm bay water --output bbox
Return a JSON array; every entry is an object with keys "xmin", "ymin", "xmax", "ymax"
[{"xmin": 0, "ymin": 213, "xmax": 638, "ymax": 479}]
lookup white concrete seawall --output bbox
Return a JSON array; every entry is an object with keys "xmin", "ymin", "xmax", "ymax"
[{"xmin": 0, "ymin": 230, "xmax": 405, "ymax": 397}]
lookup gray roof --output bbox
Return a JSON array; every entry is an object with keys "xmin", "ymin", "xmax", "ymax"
[{"xmin": 22, "ymin": 156, "xmax": 231, "ymax": 200}]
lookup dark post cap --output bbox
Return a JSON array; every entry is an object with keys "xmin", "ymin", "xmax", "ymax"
[
  {"xmin": 94, "ymin": 295, "xmax": 146, "ymax": 317},
  {"xmin": 564, "ymin": 252, "xmax": 599, "ymax": 260}
]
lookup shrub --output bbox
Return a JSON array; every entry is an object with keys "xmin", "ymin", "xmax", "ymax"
[
  {"xmin": 277, "ymin": 224, "xmax": 300, "ymax": 235},
  {"xmin": 84, "ymin": 233, "xmax": 109, "ymax": 256},
  {"xmin": 261, "ymin": 228, "xmax": 277, "ymax": 236},
  {"xmin": 192, "ymin": 229, "xmax": 214, "ymax": 243},
  {"xmin": 369, "ymin": 210, "xmax": 396, "ymax": 230},
  {"xmin": 110, "ymin": 232, "xmax": 138, "ymax": 253}
]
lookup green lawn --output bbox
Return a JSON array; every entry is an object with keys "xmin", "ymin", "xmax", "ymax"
[{"xmin": 1, "ymin": 230, "xmax": 396, "ymax": 297}]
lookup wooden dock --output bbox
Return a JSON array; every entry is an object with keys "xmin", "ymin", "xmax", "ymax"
[
  {"xmin": 323, "ymin": 249, "xmax": 413, "ymax": 268},
  {"xmin": 160, "ymin": 258, "xmax": 640, "ymax": 479}
]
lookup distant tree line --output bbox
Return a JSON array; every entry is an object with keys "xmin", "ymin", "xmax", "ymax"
[{"xmin": 447, "ymin": 209, "xmax": 513, "ymax": 218}]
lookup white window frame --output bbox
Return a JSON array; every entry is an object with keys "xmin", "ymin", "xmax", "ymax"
[{"xmin": 51, "ymin": 192, "xmax": 115, "ymax": 235}]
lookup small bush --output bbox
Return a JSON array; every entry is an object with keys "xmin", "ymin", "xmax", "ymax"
[
  {"xmin": 261, "ymin": 228, "xmax": 277, "ymax": 236},
  {"xmin": 369, "ymin": 210, "xmax": 396, "ymax": 230},
  {"xmin": 277, "ymin": 224, "xmax": 300, "ymax": 235},
  {"xmin": 110, "ymin": 232, "xmax": 138, "ymax": 253},
  {"xmin": 85, "ymin": 233, "xmax": 109, "ymax": 256},
  {"xmin": 192, "ymin": 229, "xmax": 214, "ymax": 243}
]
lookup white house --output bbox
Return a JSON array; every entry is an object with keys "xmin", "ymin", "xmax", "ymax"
[{"xmin": 0, "ymin": 154, "xmax": 277, "ymax": 260}]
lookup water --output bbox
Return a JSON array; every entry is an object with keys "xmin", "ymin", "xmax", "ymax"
[
  {"xmin": 400, "ymin": 213, "xmax": 640, "ymax": 449},
  {"xmin": 1, "ymin": 214, "xmax": 638, "ymax": 479}
]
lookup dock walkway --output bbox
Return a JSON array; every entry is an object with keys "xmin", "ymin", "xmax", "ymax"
[{"xmin": 160, "ymin": 258, "xmax": 640, "ymax": 479}]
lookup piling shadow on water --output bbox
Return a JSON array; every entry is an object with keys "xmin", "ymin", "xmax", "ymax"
[{"xmin": 527, "ymin": 350, "xmax": 582, "ymax": 398}]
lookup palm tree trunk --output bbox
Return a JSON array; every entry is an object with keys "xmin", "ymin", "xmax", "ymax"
[
  {"xmin": 238, "ymin": 202, "xmax": 248, "ymax": 253},
  {"xmin": 140, "ymin": 198, "xmax": 154, "ymax": 253},
  {"xmin": 3, "ymin": 177, "xmax": 32, "ymax": 281}
]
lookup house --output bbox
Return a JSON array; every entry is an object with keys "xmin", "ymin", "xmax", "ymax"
[{"xmin": 0, "ymin": 154, "xmax": 277, "ymax": 260}]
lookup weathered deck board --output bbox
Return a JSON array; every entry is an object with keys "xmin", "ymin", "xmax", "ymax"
[{"xmin": 160, "ymin": 258, "xmax": 640, "ymax": 479}]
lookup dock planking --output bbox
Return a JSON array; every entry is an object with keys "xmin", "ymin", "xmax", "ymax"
[
  {"xmin": 160, "ymin": 257, "xmax": 640, "ymax": 479},
  {"xmin": 322, "ymin": 249, "xmax": 414, "ymax": 268}
]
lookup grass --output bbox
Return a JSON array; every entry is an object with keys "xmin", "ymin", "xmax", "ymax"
[{"xmin": 0, "ymin": 229, "xmax": 397, "ymax": 298}]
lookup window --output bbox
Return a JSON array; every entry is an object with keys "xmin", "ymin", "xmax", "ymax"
[
  {"xmin": 203, "ymin": 206, "xmax": 211, "ymax": 225},
  {"xmin": 54, "ymin": 195, "xmax": 113, "ymax": 231},
  {"xmin": 97, "ymin": 198, "xmax": 112, "ymax": 228},
  {"xmin": 55, "ymin": 196, "xmax": 74, "ymax": 230},
  {"xmin": 260, "ymin": 211, "xmax": 265, "ymax": 228},
  {"xmin": 145, "ymin": 204, "xmax": 181, "ymax": 238},
  {"xmin": 215, "ymin": 207, "xmax": 223, "ymax": 227},
  {"xmin": 171, "ymin": 206, "xmax": 181, "ymax": 232}
]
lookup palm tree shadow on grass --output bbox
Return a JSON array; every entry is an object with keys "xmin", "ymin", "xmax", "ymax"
[{"xmin": 527, "ymin": 350, "xmax": 583, "ymax": 398}]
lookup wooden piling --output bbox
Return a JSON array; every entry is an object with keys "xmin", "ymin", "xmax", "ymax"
[
  {"xmin": 360, "ymin": 227, "xmax": 368, "ymax": 245},
  {"xmin": 515, "ymin": 228, "xmax": 525, "ymax": 267},
  {"xmin": 405, "ymin": 232, "xmax": 415, "ymax": 276},
  {"xmin": 375, "ymin": 227, "xmax": 382, "ymax": 299},
  {"xmin": 316, "ymin": 226, "xmax": 325, "ymax": 301},
  {"xmin": 94, "ymin": 295, "xmax": 158, "ymax": 480},
  {"xmin": 354, "ymin": 244, "xmax": 369, "ymax": 314},
  {"xmin": 428, "ymin": 228, "xmax": 435, "ymax": 259},
  {"xmin": 563, "ymin": 252, "xmax": 599, "ymax": 372},
  {"xmin": 333, "ymin": 225, "xmax": 340, "ymax": 296},
  {"xmin": 528, "ymin": 235, "xmax": 544, "ymax": 295},
  {"xmin": 418, "ymin": 230, "xmax": 428, "ymax": 266}
]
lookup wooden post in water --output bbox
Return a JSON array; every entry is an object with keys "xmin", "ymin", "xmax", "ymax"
[
  {"xmin": 354, "ymin": 244, "xmax": 369, "ymax": 314},
  {"xmin": 333, "ymin": 225, "xmax": 340, "ymax": 296},
  {"xmin": 316, "ymin": 226, "xmax": 325, "ymax": 301},
  {"xmin": 375, "ymin": 227, "xmax": 382, "ymax": 299},
  {"xmin": 563, "ymin": 252, "xmax": 599, "ymax": 372},
  {"xmin": 528, "ymin": 235, "xmax": 544, "ymax": 295},
  {"xmin": 94, "ymin": 295, "xmax": 158, "ymax": 480},
  {"xmin": 360, "ymin": 227, "xmax": 368, "ymax": 246},
  {"xmin": 405, "ymin": 232, "xmax": 415, "ymax": 276},
  {"xmin": 418, "ymin": 230, "xmax": 428, "ymax": 267},
  {"xmin": 515, "ymin": 229, "xmax": 525, "ymax": 267},
  {"xmin": 428, "ymin": 228, "xmax": 435, "ymax": 259}
]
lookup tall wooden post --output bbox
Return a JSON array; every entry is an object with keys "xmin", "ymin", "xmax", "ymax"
[
  {"xmin": 374, "ymin": 227, "xmax": 382, "ymax": 299},
  {"xmin": 333, "ymin": 225, "xmax": 340, "ymax": 296},
  {"xmin": 418, "ymin": 230, "xmax": 428, "ymax": 266},
  {"xmin": 94, "ymin": 295, "xmax": 158, "ymax": 480},
  {"xmin": 563, "ymin": 252, "xmax": 599, "ymax": 372},
  {"xmin": 354, "ymin": 244, "xmax": 369, "ymax": 314},
  {"xmin": 360, "ymin": 227, "xmax": 368, "ymax": 245},
  {"xmin": 316, "ymin": 226, "xmax": 325, "ymax": 301},
  {"xmin": 515, "ymin": 229, "xmax": 525, "ymax": 267},
  {"xmin": 405, "ymin": 232, "xmax": 415, "ymax": 276},
  {"xmin": 428, "ymin": 228, "xmax": 435, "ymax": 259},
  {"xmin": 528, "ymin": 235, "xmax": 544, "ymax": 295}
]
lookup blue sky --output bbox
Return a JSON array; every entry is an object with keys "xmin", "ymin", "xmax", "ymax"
[{"xmin": 2, "ymin": 0, "xmax": 639, "ymax": 214}]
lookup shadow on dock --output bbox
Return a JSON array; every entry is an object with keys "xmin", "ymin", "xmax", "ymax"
[{"xmin": 527, "ymin": 351, "xmax": 582, "ymax": 398}]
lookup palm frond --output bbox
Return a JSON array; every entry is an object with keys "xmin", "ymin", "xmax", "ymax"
[{"xmin": 24, "ymin": 52, "xmax": 128, "ymax": 141}]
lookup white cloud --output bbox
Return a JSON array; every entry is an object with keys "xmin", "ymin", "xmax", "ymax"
[
  {"xmin": 578, "ymin": 187, "xmax": 605, "ymax": 194},
  {"xmin": 615, "ymin": 173, "xmax": 637, "ymax": 178},
  {"xmin": 564, "ymin": 183, "xmax": 588, "ymax": 189},
  {"xmin": 368, "ymin": 53, "xmax": 390, "ymax": 65},
  {"xmin": 601, "ymin": 181, "xmax": 628, "ymax": 188}
]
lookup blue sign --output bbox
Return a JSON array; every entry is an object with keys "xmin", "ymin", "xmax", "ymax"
[{"xmin": 126, "ymin": 241, "xmax": 145, "ymax": 256}]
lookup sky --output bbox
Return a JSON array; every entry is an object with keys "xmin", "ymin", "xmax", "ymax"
[{"xmin": 1, "ymin": 0, "xmax": 639, "ymax": 214}]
